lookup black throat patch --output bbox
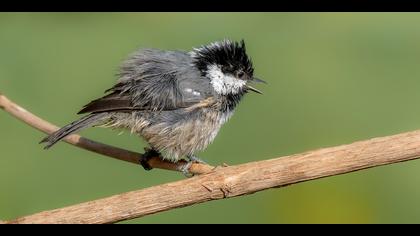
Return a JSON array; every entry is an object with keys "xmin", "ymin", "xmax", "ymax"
[{"xmin": 220, "ymin": 90, "xmax": 246, "ymax": 113}]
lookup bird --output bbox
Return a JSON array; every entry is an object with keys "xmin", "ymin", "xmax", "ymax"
[{"xmin": 40, "ymin": 39, "xmax": 265, "ymax": 175}]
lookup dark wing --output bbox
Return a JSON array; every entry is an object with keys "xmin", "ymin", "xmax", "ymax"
[
  {"xmin": 78, "ymin": 49, "xmax": 214, "ymax": 114},
  {"xmin": 77, "ymin": 91, "xmax": 133, "ymax": 114}
]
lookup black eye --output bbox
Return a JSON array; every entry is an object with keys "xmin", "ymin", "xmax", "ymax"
[{"xmin": 237, "ymin": 71, "xmax": 245, "ymax": 78}]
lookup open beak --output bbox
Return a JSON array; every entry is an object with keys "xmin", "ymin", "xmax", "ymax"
[{"xmin": 246, "ymin": 77, "xmax": 265, "ymax": 94}]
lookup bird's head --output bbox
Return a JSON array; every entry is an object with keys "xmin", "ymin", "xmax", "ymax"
[{"xmin": 191, "ymin": 39, "xmax": 265, "ymax": 95}]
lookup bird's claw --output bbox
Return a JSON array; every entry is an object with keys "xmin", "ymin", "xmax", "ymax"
[
  {"xmin": 178, "ymin": 161, "xmax": 194, "ymax": 178},
  {"xmin": 178, "ymin": 156, "xmax": 208, "ymax": 177}
]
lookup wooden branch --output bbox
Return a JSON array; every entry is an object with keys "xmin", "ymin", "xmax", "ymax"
[
  {"xmin": 3, "ymin": 92, "xmax": 420, "ymax": 223},
  {"xmin": 0, "ymin": 93, "xmax": 213, "ymax": 175},
  {"xmin": 5, "ymin": 125, "xmax": 420, "ymax": 223}
]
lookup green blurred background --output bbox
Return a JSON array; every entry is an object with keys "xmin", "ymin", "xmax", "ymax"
[{"xmin": 2, "ymin": 13, "xmax": 420, "ymax": 223}]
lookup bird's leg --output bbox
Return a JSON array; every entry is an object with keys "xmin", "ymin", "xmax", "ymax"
[
  {"xmin": 186, "ymin": 155, "xmax": 208, "ymax": 165},
  {"xmin": 140, "ymin": 148, "xmax": 161, "ymax": 171}
]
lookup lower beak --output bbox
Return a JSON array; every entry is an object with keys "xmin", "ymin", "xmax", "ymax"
[{"xmin": 246, "ymin": 85, "xmax": 263, "ymax": 94}]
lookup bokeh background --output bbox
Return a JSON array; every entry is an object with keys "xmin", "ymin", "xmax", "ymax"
[{"xmin": 2, "ymin": 13, "xmax": 420, "ymax": 223}]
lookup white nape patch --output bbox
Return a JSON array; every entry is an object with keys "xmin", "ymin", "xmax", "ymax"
[
  {"xmin": 207, "ymin": 64, "xmax": 246, "ymax": 95},
  {"xmin": 188, "ymin": 51, "xmax": 198, "ymax": 58}
]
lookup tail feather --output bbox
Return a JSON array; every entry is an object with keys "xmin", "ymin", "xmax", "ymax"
[{"xmin": 40, "ymin": 113, "xmax": 109, "ymax": 149}]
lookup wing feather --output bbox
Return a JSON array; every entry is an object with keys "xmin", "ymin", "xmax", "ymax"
[{"xmin": 77, "ymin": 92, "xmax": 133, "ymax": 114}]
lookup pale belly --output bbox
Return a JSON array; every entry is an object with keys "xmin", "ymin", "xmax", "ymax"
[
  {"xmin": 102, "ymin": 108, "xmax": 234, "ymax": 162},
  {"xmin": 140, "ymin": 109, "xmax": 234, "ymax": 161}
]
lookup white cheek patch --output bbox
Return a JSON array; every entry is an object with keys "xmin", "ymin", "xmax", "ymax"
[{"xmin": 207, "ymin": 65, "xmax": 246, "ymax": 95}]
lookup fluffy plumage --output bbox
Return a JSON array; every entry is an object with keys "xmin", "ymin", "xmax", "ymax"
[{"xmin": 40, "ymin": 39, "xmax": 260, "ymax": 162}]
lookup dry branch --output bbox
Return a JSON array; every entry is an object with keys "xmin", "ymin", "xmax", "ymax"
[
  {"xmin": 2, "ymin": 92, "xmax": 420, "ymax": 223},
  {"xmin": 0, "ymin": 93, "xmax": 213, "ymax": 175},
  {"xmin": 5, "ymin": 128, "xmax": 420, "ymax": 223}
]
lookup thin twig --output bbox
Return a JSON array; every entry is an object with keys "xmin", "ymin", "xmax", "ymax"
[
  {"xmin": 5, "ymin": 127, "xmax": 420, "ymax": 223},
  {"xmin": 0, "ymin": 93, "xmax": 214, "ymax": 175}
]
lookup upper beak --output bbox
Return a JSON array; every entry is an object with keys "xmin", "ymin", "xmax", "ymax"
[{"xmin": 251, "ymin": 77, "xmax": 267, "ymax": 84}]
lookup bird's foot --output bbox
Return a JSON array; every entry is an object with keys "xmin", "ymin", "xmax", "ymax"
[
  {"xmin": 178, "ymin": 161, "xmax": 194, "ymax": 178},
  {"xmin": 139, "ymin": 148, "xmax": 161, "ymax": 171},
  {"xmin": 178, "ymin": 156, "xmax": 207, "ymax": 178}
]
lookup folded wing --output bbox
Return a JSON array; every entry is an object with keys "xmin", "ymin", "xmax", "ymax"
[{"xmin": 78, "ymin": 49, "xmax": 214, "ymax": 114}]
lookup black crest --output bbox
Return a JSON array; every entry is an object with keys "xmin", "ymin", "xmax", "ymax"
[{"xmin": 191, "ymin": 39, "xmax": 254, "ymax": 77}]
